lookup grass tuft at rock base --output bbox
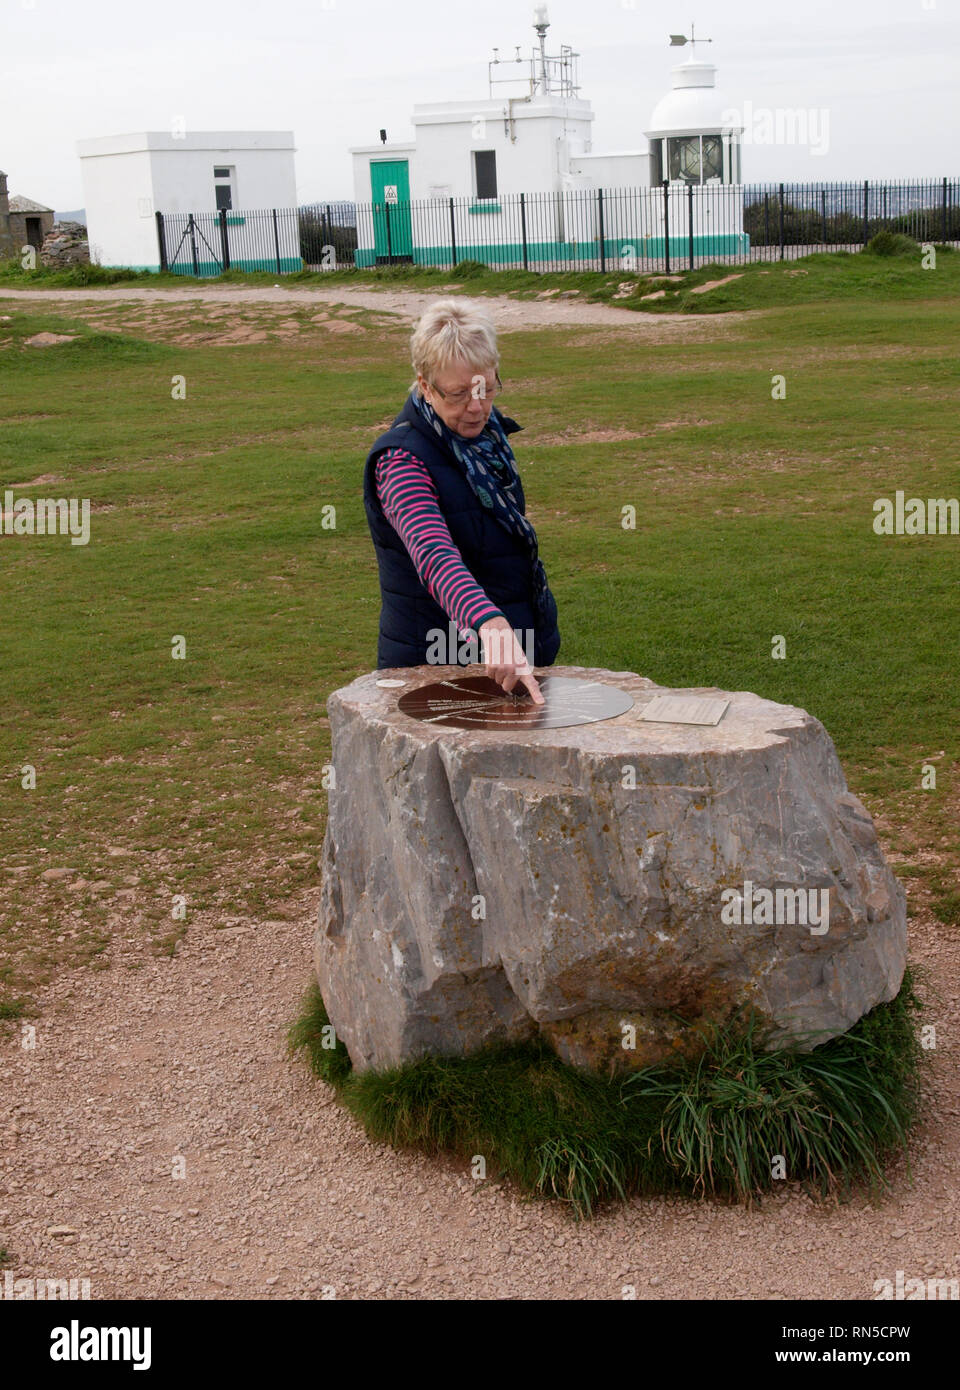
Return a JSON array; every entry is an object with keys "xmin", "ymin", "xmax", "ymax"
[{"xmin": 288, "ymin": 968, "xmax": 927, "ymax": 1220}]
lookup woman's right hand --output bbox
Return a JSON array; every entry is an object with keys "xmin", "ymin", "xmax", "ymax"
[{"xmin": 478, "ymin": 617, "xmax": 544, "ymax": 704}]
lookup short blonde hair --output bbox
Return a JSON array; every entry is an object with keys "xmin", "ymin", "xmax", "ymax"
[{"xmin": 409, "ymin": 298, "xmax": 499, "ymax": 395}]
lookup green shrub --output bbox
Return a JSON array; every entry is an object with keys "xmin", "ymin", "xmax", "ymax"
[
  {"xmin": 863, "ymin": 231, "xmax": 922, "ymax": 258},
  {"xmin": 451, "ymin": 259, "xmax": 488, "ymax": 278}
]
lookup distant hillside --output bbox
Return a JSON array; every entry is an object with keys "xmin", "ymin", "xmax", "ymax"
[{"xmin": 55, "ymin": 208, "xmax": 86, "ymax": 225}]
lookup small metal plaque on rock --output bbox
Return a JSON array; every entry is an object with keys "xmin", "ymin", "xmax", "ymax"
[
  {"xmin": 397, "ymin": 675, "xmax": 634, "ymax": 731},
  {"xmin": 639, "ymin": 695, "xmax": 730, "ymax": 726}
]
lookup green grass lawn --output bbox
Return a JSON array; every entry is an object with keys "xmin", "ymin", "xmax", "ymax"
[{"xmin": 1, "ymin": 249, "xmax": 958, "ymax": 1014}]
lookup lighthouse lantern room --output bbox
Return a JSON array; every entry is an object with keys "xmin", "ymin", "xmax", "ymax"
[{"xmin": 644, "ymin": 27, "xmax": 743, "ymax": 186}]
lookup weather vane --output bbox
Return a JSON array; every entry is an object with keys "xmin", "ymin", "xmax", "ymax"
[{"xmin": 669, "ymin": 22, "xmax": 713, "ymax": 54}]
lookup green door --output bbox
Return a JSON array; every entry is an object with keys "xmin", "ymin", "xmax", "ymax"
[{"xmin": 370, "ymin": 159, "xmax": 413, "ymax": 263}]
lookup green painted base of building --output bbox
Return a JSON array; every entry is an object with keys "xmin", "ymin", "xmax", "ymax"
[
  {"xmin": 165, "ymin": 256, "xmax": 303, "ymax": 276},
  {"xmin": 99, "ymin": 258, "xmax": 304, "ymax": 276},
  {"xmin": 354, "ymin": 234, "xmax": 749, "ymax": 269}
]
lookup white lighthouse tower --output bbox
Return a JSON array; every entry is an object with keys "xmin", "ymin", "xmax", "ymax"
[
  {"xmin": 644, "ymin": 28, "xmax": 743, "ymax": 186},
  {"xmin": 639, "ymin": 28, "xmax": 747, "ymax": 260}
]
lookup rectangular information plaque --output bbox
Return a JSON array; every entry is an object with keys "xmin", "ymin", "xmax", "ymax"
[{"xmin": 639, "ymin": 696, "xmax": 730, "ymax": 726}]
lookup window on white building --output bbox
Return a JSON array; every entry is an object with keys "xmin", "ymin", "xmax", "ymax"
[
  {"xmin": 213, "ymin": 165, "xmax": 235, "ymax": 211},
  {"xmin": 702, "ymin": 136, "xmax": 723, "ymax": 181},
  {"xmin": 665, "ymin": 136, "xmax": 726, "ymax": 185},
  {"xmin": 668, "ymin": 137, "xmax": 700, "ymax": 183},
  {"xmin": 473, "ymin": 150, "xmax": 498, "ymax": 200}
]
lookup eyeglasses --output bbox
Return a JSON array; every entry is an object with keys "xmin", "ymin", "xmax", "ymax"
[{"xmin": 429, "ymin": 373, "xmax": 502, "ymax": 406}]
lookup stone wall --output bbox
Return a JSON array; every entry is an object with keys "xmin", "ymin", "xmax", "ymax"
[
  {"xmin": 40, "ymin": 222, "xmax": 90, "ymax": 267},
  {"xmin": 0, "ymin": 171, "xmax": 15, "ymax": 259}
]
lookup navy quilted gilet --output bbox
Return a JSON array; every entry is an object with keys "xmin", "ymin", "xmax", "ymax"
[{"xmin": 363, "ymin": 391, "xmax": 561, "ymax": 670}]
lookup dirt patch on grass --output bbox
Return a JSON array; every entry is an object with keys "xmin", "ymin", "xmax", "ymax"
[
  {"xmin": 690, "ymin": 274, "xmax": 745, "ymax": 295},
  {"xmin": 538, "ymin": 427, "xmax": 645, "ymax": 445},
  {"xmin": 24, "ymin": 332, "xmax": 78, "ymax": 347},
  {"xmin": 536, "ymin": 418, "xmax": 715, "ymax": 446},
  {"xmin": 559, "ymin": 315, "xmax": 755, "ymax": 349},
  {"xmin": 5, "ymin": 471, "xmax": 63, "ymax": 486},
  {"xmin": 0, "ymin": 283, "xmax": 759, "ymax": 338},
  {"xmin": 1, "ymin": 298, "xmax": 401, "ymax": 348}
]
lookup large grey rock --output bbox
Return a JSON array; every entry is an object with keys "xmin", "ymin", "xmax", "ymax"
[{"xmin": 314, "ymin": 665, "xmax": 907, "ymax": 1074}]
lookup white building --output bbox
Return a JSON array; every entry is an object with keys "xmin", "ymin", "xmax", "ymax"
[
  {"xmin": 645, "ymin": 55, "xmax": 743, "ymax": 186},
  {"xmin": 637, "ymin": 47, "xmax": 747, "ymax": 259},
  {"xmin": 76, "ymin": 131, "xmax": 299, "ymax": 272},
  {"xmin": 349, "ymin": 11, "xmax": 746, "ymax": 267}
]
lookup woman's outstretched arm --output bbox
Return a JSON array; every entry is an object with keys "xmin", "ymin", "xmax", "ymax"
[{"xmin": 375, "ymin": 447, "xmax": 505, "ymax": 635}]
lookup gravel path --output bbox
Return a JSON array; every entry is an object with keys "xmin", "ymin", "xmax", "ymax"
[
  {"xmin": 2, "ymin": 882, "xmax": 957, "ymax": 1301},
  {"xmin": 0, "ymin": 282, "xmax": 751, "ymax": 335}
]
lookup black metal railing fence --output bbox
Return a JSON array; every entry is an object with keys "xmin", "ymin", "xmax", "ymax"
[{"xmin": 156, "ymin": 178, "xmax": 959, "ymax": 278}]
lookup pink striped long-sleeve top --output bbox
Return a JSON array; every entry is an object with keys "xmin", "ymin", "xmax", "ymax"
[{"xmin": 374, "ymin": 447, "xmax": 506, "ymax": 634}]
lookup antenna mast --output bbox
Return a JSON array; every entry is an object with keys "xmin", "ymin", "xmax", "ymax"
[
  {"xmin": 533, "ymin": 4, "xmax": 550, "ymax": 94},
  {"xmin": 488, "ymin": 6, "xmax": 580, "ymax": 98}
]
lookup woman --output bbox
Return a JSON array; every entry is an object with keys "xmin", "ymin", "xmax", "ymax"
[{"xmin": 363, "ymin": 298, "xmax": 561, "ymax": 704}]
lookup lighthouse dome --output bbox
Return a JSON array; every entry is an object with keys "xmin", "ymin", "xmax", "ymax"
[{"xmin": 645, "ymin": 59, "xmax": 742, "ymax": 137}]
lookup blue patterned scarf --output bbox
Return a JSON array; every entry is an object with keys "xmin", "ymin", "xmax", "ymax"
[{"xmin": 410, "ymin": 388, "xmax": 550, "ymax": 620}]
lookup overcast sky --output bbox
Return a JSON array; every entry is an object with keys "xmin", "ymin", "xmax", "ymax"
[{"xmin": 2, "ymin": 0, "xmax": 957, "ymax": 211}]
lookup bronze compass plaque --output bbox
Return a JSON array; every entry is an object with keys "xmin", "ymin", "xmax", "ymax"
[{"xmin": 396, "ymin": 674, "xmax": 634, "ymax": 731}]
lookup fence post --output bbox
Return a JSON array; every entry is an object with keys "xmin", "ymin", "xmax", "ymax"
[
  {"xmin": 448, "ymin": 197, "xmax": 457, "ymax": 268},
  {"xmin": 687, "ymin": 181, "xmax": 695, "ymax": 270},
  {"xmin": 943, "ymin": 177, "xmax": 949, "ymax": 241},
  {"xmin": 662, "ymin": 179, "xmax": 670, "ymax": 273},
  {"xmin": 155, "ymin": 211, "xmax": 167, "ymax": 272},
  {"xmin": 598, "ymin": 188, "xmax": 605, "ymax": 272},
  {"xmin": 218, "ymin": 206, "xmax": 230, "ymax": 272},
  {"xmin": 821, "ymin": 189, "xmax": 826, "ymax": 247},
  {"xmin": 271, "ymin": 209, "xmax": 281, "ymax": 275},
  {"xmin": 324, "ymin": 204, "xmax": 332, "ymax": 262},
  {"xmin": 385, "ymin": 201, "xmax": 393, "ymax": 262},
  {"xmin": 863, "ymin": 180, "xmax": 869, "ymax": 246},
  {"xmin": 520, "ymin": 192, "xmax": 528, "ymax": 270},
  {"xmin": 188, "ymin": 214, "xmax": 199, "ymax": 276},
  {"xmin": 778, "ymin": 183, "xmax": 785, "ymax": 261}
]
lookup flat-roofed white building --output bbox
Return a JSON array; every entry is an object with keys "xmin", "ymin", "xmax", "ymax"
[{"xmin": 76, "ymin": 131, "xmax": 298, "ymax": 272}]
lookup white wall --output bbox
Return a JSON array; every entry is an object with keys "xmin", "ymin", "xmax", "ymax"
[
  {"xmin": 408, "ymin": 97, "xmax": 593, "ymax": 201},
  {"xmin": 569, "ymin": 151, "xmax": 649, "ymax": 190},
  {"xmin": 150, "ymin": 134, "xmax": 297, "ymax": 213},
  {"xmin": 77, "ymin": 131, "xmax": 297, "ymax": 270},
  {"xmin": 350, "ymin": 99, "xmax": 594, "ymax": 206},
  {"xmin": 75, "ymin": 144, "xmax": 156, "ymax": 270}
]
